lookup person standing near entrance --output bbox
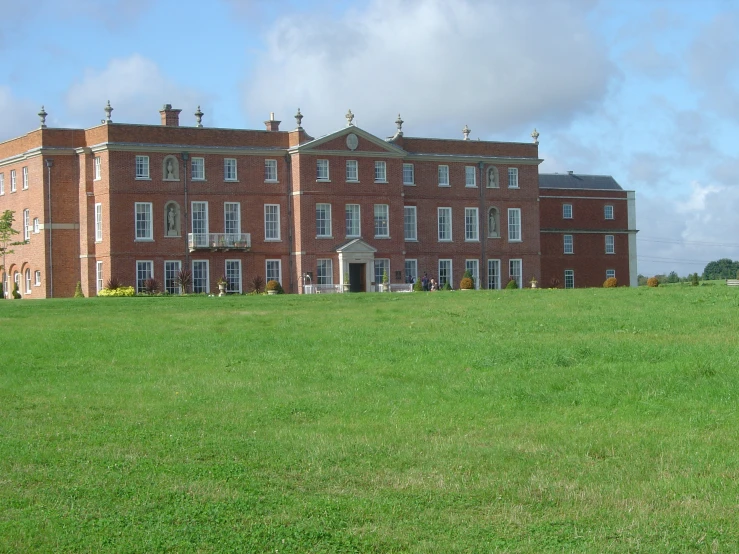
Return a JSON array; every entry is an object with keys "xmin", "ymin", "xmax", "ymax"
[{"xmin": 422, "ymin": 273, "xmax": 429, "ymax": 291}]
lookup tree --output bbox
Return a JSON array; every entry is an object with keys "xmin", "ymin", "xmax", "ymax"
[
  {"xmin": 666, "ymin": 271, "xmax": 680, "ymax": 284},
  {"xmin": 0, "ymin": 210, "xmax": 23, "ymax": 299},
  {"xmin": 703, "ymin": 258, "xmax": 739, "ymax": 280}
]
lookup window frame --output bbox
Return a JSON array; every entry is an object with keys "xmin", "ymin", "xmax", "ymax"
[
  {"xmin": 509, "ymin": 259, "xmax": 523, "ymax": 289},
  {"xmin": 317, "ymin": 259, "xmax": 333, "ymax": 285},
  {"xmin": 374, "ymin": 259, "xmax": 390, "ymax": 289},
  {"xmin": 346, "ymin": 160, "xmax": 358, "ymax": 182},
  {"xmin": 95, "ymin": 203, "xmax": 103, "ymax": 242},
  {"xmin": 225, "ymin": 259, "xmax": 242, "ymax": 293},
  {"xmin": 135, "ymin": 156, "xmax": 149, "ymax": 180},
  {"xmin": 164, "ymin": 260, "xmax": 182, "ymax": 295},
  {"xmin": 22, "ymin": 167, "xmax": 28, "ymax": 190},
  {"xmin": 25, "ymin": 268, "xmax": 31, "ymax": 294},
  {"xmin": 224, "ymin": 202, "xmax": 241, "ymax": 235},
  {"xmin": 266, "ymin": 259, "xmax": 282, "ymax": 284},
  {"xmin": 96, "ymin": 261, "xmax": 104, "ymax": 294},
  {"xmin": 374, "ymin": 161, "xmax": 387, "ymax": 183},
  {"xmin": 374, "ymin": 204, "xmax": 389, "ymax": 238},
  {"xmin": 345, "ymin": 204, "xmax": 361, "ymax": 238},
  {"xmin": 403, "ymin": 206, "xmax": 417, "ymax": 241},
  {"xmin": 191, "ymin": 157, "xmax": 205, "ymax": 181},
  {"xmin": 508, "ymin": 167, "xmax": 519, "ymax": 188},
  {"xmin": 465, "ymin": 259, "xmax": 480, "ymax": 289},
  {"xmin": 316, "ymin": 159, "xmax": 330, "ymax": 181},
  {"xmin": 34, "ymin": 270, "xmax": 41, "ymax": 287},
  {"xmin": 564, "ymin": 269, "xmax": 575, "ymax": 289},
  {"xmin": 563, "ymin": 234, "xmax": 573, "ymax": 254},
  {"xmin": 438, "ymin": 259, "xmax": 452, "ymax": 288},
  {"xmin": 33, "ymin": 218, "xmax": 39, "ymax": 234},
  {"xmin": 23, "ymin": 209, "xmax": 30, "ymax": 241},
  {"xmin": 465, "ymin": 166, "xmax": 477, "ymax": 187},
  {"xmin": 604, "ymin": 205, "xmax": 614, "ymax": 220},
  {"xmin": 438, "ymin": 165, "xmax": 450, "ymax": 187},
  {"xmin": 464, "ymin": 207, "xmax": 479, "ymax": 242},
  {"xmin": 605, "ymin": 234, "xmax": 615, "ymax": 254},
  {"xmin": 507, "ymin": 208, "xmax": 522, "ymax": 242},
  {"xmin": 94, "ymin": 156, "xmax": 102, "ymax": 181},
  {"xmin": 264, "ymin": 204, "xmax": 281, "ymax": 241},
  {"xmin": 437, "ymin": 207, "xmax": 452, "ymax": 242},
  {"xmin": 225, "ymin": 158, "xmax": 238, "ymax": 181},
  {"xmin": 0, "ymin": 173, "xmax": 4, "ymax": 195},
  {"xmin": 10, "ymin": 170, "xmax": 17, "ymax": 192},
  {"xmin": 192, "ymin": 260, "xmax": 209, "ymax": 294},
  {"xmin": 316, "ymin": 203, "xmax": 332, "ymax": 238},
  {"xmin": 191, "ymin": 201, "xmax": 209, "ymax": 245},
  {"xmin": 404, "ymin": 259, "xmax": 418, "ymax": 284},
  {"xmin": 606, "ymin": 269, "xmax": 616, "ymax": 280},
  {"xmin": 136, "ymin": 260, "xmax": 154, "ymax": 293},
  {"xmin": 488, "ymin": 259, "xmax": 501, "ymax": 290},
  {"xmin": 264, "ymin": 159, "xmax": 277, "ymax": 182},
  {"xmin": 134, "ymin": 202, "xmax": 153, "ymax": 241},
  {"xmin": 563, "ymin": 204, "xmax": 573, "ymax": 219},
  {"xmin": 403, "ymin": 163, "xmax": 414, "ymax": 185}
]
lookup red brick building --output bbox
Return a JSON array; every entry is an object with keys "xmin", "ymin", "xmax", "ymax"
[{"xmin": 0, "ymin": 104, "xmax": 634, "ymax": 298}]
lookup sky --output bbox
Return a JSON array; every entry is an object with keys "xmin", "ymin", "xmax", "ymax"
[{"xmin": 2, "ymin": 0, "xmax": 738, "ymax": 277}]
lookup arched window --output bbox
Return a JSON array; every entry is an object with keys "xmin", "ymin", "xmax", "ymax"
[{"xmin": 487, "ymin": 207, "xmax": 500, "ymax": 238}]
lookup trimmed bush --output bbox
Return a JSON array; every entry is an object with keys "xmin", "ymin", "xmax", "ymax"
[
  {"xmin": 266, "ymin": 280, "xmax": 284, "ymax": 294},
  {"xmin": 647, "ymin": 277, "xmax": 659, "ymax": 287},
  {"xmin": 413, "ymin": 280, "xmax": 423, "ymax": 292},
  {"xmin": 98, "ymin": 286, "xmax": 135, "ymax": 297},
  {"xmin": 691, "ymin": 273, "xmax": 700, "ymax": 287},
  {"xmin": 460, "ymin": 277, "xmax": 474, "ymax": 290},
  {"xmin": 12, "ymin": 281, "xmax": 21, "ymax": 299},
  {"xmin": 74, "ymin": 281, "xmax": 85, "ymax": 298},
  {"xmin": 603, "ymin": 277, "xmax": 618, "ymax": 288},
  {"xmin": 506, "ymin": 279, "xmax": 518, "ymax": 290}
]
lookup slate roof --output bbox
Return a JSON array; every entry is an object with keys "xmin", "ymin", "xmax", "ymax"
[{"xmin": 539, "ymin": 173, "xmax": 623, "ymax": 191}]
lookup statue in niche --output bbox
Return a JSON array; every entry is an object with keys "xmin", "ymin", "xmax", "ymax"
[
  {"xmin": 163, "ymin": 156, "xmax": 179, "ymax": 180},
  {"xmin": 166, "ymin": 159, "xmax": 175, "ymax": 180},
  {"xmin": 166, "ymin": 204, "xmax": 179, "ymax": 236},
  {"xmin": 488, "ymin": 209, "xmax": 498, "ymax": 237},
  {"xmin": 488, "ymin": 168, "xmax": 496, "ymax": 188}
]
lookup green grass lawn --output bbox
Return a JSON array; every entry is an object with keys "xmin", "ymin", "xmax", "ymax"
[{"xmin": 1, "ymin": 286, "xmax": 739, "ymax": 553}]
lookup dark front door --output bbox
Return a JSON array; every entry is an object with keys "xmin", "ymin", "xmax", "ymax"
[{"xmin": 349, "ymin": 263, "xmax": 364, "ymax": 292}]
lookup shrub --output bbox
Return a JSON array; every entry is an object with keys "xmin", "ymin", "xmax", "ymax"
[
  {"xmin": 443, "ymin": 281, "xmax": 452, "ymax": 291},
  {"xmin": 143, "ymin": 278, "xmax": 159, "ymax": 294},
  {"xmin": 460, "ymin": 277, "xmax": 474, "ymax": 290},
  {"xmin": 266, "ymin": 280, "xmax": 283, "ymax": 294},
  {"xmin": 176, "ymin": 269, "xmax": 192, "ymax": 294},
  {"xmin": 603, "ymin": 277, "xmax": 618, "ymax": 288},
  {"xmin": 647, "ymin": 276, "xmax": 659, "ymax": 287},
  {"xmin": 549, "ymin": 277, "xmax": 561, "ymax": 289},
  {"xmin": 74, "ymin": 281, "xmax": 85, "ymax": 298},
  {"xmin": 106, "ymin": 276, "xmax": 122, "ymax": 290},
  {"xmin": 382, "ymin": 270, "xmax": 389, "ymax": 285},
  {"xmin": 413, "ymin": 280, "xmax": 423, "ymax": 292},
  {"xmin": 98, "ymin": 286, "xmax": 135, "ymax": 297},
  {"xmin": 12, "ymin": 281, "xmax": 21, "ymax": 299},
  {"xmin": 506, "ymin": 279, "xmax": 518, "ymax": 290},
  {"xmin": 251, "ymin": 275, "xmax": 265, "ymax": 294},
  {"xmin": 691, "ymin": 273, "xmax": 700, "ymax": 286}
]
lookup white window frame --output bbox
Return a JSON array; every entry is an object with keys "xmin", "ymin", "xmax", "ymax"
[
  {"xmin": 94, "ymin": 157, "xmax": 101, "ymax": 181},
  {"xmin": 224, "ymin": 202, "xmax": 241, "ymax": 236},
  {"xmin": 135, "ymin": 202, "xmax": 153, "ymax": 241},
  {"xmin": 488, "ymin": 259, "xmax": 501, "ymax": 290},
  {"xmin": 605, "ymin": 205, "xmax": 614, "ymax": 220},
  {"xmin": 508, "ymin": 167, "xmax": 519, "ymax": 188},
  {"xmin": 25, "ymin": 268, "xmax": 31, "ymax": 294},
  {"xmin": 465, "ymin": 259, "xmax": 480, "ymax": 289},
  {"xmin": 507, "ymin": 208, "xmax": 521, "ymax": 242},
  {"xmin": 374, "ymin": 259, "xmax": 390, "ymax": 289},
  {"xmin": 438, "ymin": 165, "xmax": 450, "ymax": 187},
  {"xmin": 23, "ymin": 209, "xmax": 30, "ymax": 241},
  {"xmin": 605, "ymin": 235, "xmax": 615, "ymax": 254},
  {"xmin": 438, "ymin": 207, "xmax": 452, "ymax": 242},
  {"xmin": 225, "ymin": 158, "xmax": 238, "ymax": 181},
  {"xmin": 136, "ymin": 260, "xmax": 154, "ymax": 293},
  {"xmin": 317, "ymin": 259, "xmax": 333, "ymax": 285},
  {"xmin": 264, "ymin": 159, "xmax": 277, "ymax": 182},
  {"xmin": 165, "ymin": 260, "xmax": 182, "ymax": 294},
  {"xmin": 565, "ymin": 269, "xmax": 575, "ymax": 289},
  {"xmin": 135, "ymin": 156, "xmax": 149, "ymax": 179},
  {"xmin": 34, "ymin": 270, "xmax": 41, "ymax": 287},
  {"xmin": 606, "ymin": 269, "xmax": 616, "ymax": 280},
  {"xmin": 404, "ymin": 206, "xmax": 417, "ymax": 241},
  {"xmin": 95, "ymin": 203, "xmax": 103, "ymax": 242},
  {"xmin": 563, "ymin": 204, "xmax": 573, "ymax": 219},
  {"xmin": 438, "ymin": 259, "xmax": 452, "ymax": 288},
  {"xmin": 564, "ymin": 234, "xmax": 573, "ymax": 254},
  {"xmin": 192, "ymin": 260, "xmax": 209, "ymax": 294},
  {"xmin": 403, "ymin": 163, "xmax": 414, "ymax": 185},
  {"xmin": 316, "ymin": 203, "xmax": 332, "ymax": 238},
  {"xmin": 10, "ymin": 170, "xmax": 17, "ymax": 192},
  {"xmin": 509, "ymin": 259, "xmax": 523, "ymax": 289},
  {"xmin": 266, "ymin": 259, "xmax": 282, "ymax": 284},
  {"xmin": 316, "ymin": 159, "xmax": 329, "ymax": 181},
  {"xmin": 96, "ymin": 262, "xmax": 104, "ymax": 294},
  {"xmin": 346, "ymin": 160, "xmax": 358, "ymax": 182},
  {"xmin": 225, "ymin": 259, "xmax": 242, "ymax": 293},
  {"xmin": 191, "ymin": 201, "xmax": 209, "ymax": 245},
  {"xmin": 33, "ymin": 218, "xmax": 39, "ymax": 234},
  {"xmin": 346, "ymin": 204, "xmax": 360, "ymax": 238},
  {"xmin": 405, "ymin": 259, "xmax": 418, "ymax": 284},
  {"xmin": 22, "ymin": 167, "xmax": 28, "ymax": 190},
  {"xmin": 191, "ymin": 157, "xmax": 205, "ymax": 181},
  {"xmin": 0, "ymin": 173, "xmax": 4, "ymax": 195},
  {"xmin": 374, "ymin": 204, "xmax": 389, "ymax": 238},
  {"xmin": 464, "ymin": 207, "xmax": 479, "ymax": 242},
  {"xmin": 264, "ymin": 204, "xmax": 281, "ymax": 241},
  {"xmin": 465, "ymin": 166, "xmax": 476, "ymax": 187},
  {"xmin": 374, "ymin": 161, "xmax": 387, "ymax": 183}
]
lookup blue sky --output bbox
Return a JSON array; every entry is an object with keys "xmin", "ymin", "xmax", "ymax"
[{"xmin": 2, "ymin": 0, "xmax": 738, "ymax": 277}]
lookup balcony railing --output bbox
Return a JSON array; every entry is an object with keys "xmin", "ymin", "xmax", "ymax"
[{"xmin": 188, "ymin": 233, "xmax": 251, "ymax": 252}]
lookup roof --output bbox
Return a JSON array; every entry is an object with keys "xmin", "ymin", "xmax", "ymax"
[{"xmin": 539, "ymin": 173, "xmax": 622, "ymax": 191}]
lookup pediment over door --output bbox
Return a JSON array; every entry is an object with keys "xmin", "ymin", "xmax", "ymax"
[{"xmin": 335, "ymin": 238, "xmax": 378, "ymax": 254}]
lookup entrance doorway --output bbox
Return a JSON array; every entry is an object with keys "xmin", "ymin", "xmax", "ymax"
[{"xmin": 349, "ymin": 263, "xmax": 365, "ymax": 292}]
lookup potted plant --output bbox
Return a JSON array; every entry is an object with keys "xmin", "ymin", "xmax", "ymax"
[
  {"xmin": 342, "ymin": 272, "xmax": 350, "ymax": 293},
  {"xmin": 381, "ymin": 270, "xmax": 389, "ymax": 292},
  {"xmin": 217, "ymin": 276, "xmax": 228, "ymax": 296},
  {"xmin": 266, "ymin": 279, "xmax": 280, "ymax": 295},
  {"xmin": 529, "ymin": 276, "xmax": 538, "ymax": 289},
  {"xmin": 460, "ymin": 270, "xmax": 474, "ymax": 291}
]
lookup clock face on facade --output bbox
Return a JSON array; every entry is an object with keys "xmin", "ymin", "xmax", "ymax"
[{"xmin": 346, "ymin": 133, "xmax": 359, "ymax": 151}]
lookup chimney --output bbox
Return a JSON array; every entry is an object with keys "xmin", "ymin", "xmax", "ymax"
[
  {"xmin": 159, "ymin": 104, "xmax": 182, "ymax": 126},
  {"xmin": 264, "ymin": 112, "xmax": 281, "ymax": 131}
]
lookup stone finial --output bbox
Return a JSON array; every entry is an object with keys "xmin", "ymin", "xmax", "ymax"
[
  {"xmin": 531, "ymin": 128, "xmax": 539, "ymax": 145},
  {"xmin": 345, "ymin": 109, "xmax": 354, "ymax": 127},
  {"xmin": 195, "ymin": 106, "xmax": 204, "ymax": 128},
  {"xmin": 395, "ymin": 113, "xmax": 404, "ymax": 135},
  {"xmin": 38, "ymin": 106, "xmax": 48, "ymax": 129},
  {"xmin": 295, "ymin": 108, "xmax": 303, "ymax": 129},
  {"xmin": 104, "ymin": 100, "xmax": 113, "ymax": 123},
  {"xmin": 463, "ymin": 124, "xmax": 471, "ymax": 140}
]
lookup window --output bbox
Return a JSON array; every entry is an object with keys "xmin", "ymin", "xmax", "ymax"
[
  {"xmin": 136, "ymin": 261, "xmax": 153, "ymax": 293},
  {"xmin": 509, "ymin": 259, "xmax": 522, "ymax": 289},
  {"xmin": 438, "ymin": 259, "xmax": 452, "ymax": 287},
  {"xmin": 605, "ymin": 205, "xmax": 614, "ymax": 220},
  {"xmin": 564, "ymin": 234, "xmax": 573, "ymax": 254},
  {"xmin": 317, "ymin": 259, "xmax": 333, "ymax": 285},
  {"xmin": 191, "ymin": 202, "xmax": 208, "ymax": 246},
  {"xmin": 465, "ymin": 259, "xmax": 479, "ymax": 289},
  {"xmin": 316, "ymin": 159, "xmax": 329, "ymax": 180},
  {"xmin": 225, "ymin": 158, "xmax": 238, "ymax": 181},
  {"xmin": 316, "ymin": 203, "xmax": 332, "ymax": 237},
  {"xmin": 33, "ymin": 218, "xmax": 39, "ymax": 234},
  {"xmin": 23, "ymin": 209, "xmax": 29, "ymax": 241},
  {"xmin": 96, "ymin": 262, "xmax": 104, "ymax": 294},
  {"xmin": 226, "ymin": 260, "xmax": 242, "ymax": 293},
  {"xmin": 346, "ymin": 160, "xmax": 358, "ymax": 182},
  {"xmin": 403, "ymin": 163, "xmax": 414, "ymax": 185},
  {"xmin": 345, "ymin": 204, "xmax": 360, "ymax": 237},
  {"xmin": 192, "ymin": 260, "xmax": 209, "ymax": 293},
  {"xmin": 404, "ymin": 206, "xmax": 417, "ymax": 241},
  {"xmin": 507, "ymin": 208, "xmax": 521, "ymax": 242},
  {"xmin": 508, "ymin": 167, "xmax": 519, "ymax": 188},
  {"xmin": 224, "ymin": 202, "xmax": 240, "ymax": 237},
  {"xmin": 605, "ymin": 235, "xmax": 615, "ymax": 254},
  {"xmin": 488, "ymin": 207, "xmax": 499, "ymax": 238},
  {"xmin": 14, "ymin": 272, "xmax": 19, "ymax": 292},
  {"xmin": 22, "ymin": 167, "xmax": 28, "ymax": 190},
  {"xmin": 405, "ymin": 259, "xmax": 418, "ymax": 284},
  {"xmin": 94, "ymin": 157, "xmax": 101, "ymax": 181},
  {"xmin": 438, "ymin": 165, "xmax": 449, "ymax": 186},
  {"xmin": 34, "ymin": 270, "xmax": 41, "ymax": 287},
  {"xmin": 465, "ymin": 166, "xmax": 476, "ymax": 187},
  {"xmin": 264, "ymin": 159, "xmax": 277, "ymax": 182},
  {"xmin": 135, "ymin": 203, "xmax": 153, "ymax": 240},
  {"xmin": 374, "ymin": 204, "xmax": 389, "ymax": 238},
  {"xmin": 135, "ymin": 156, "xmax": 149, "ymax": 179},
  {"xmin": 488, "ymin": 259, "xmax": 501, "ymax": 290},
  {"xmin": 465, "ymin": 208, "xmax": 479, "ymax": 241},
  {"xmin": 95, "ymin": 203, "xmax": 102, "ymax": 242},
  {"xmin": 191, "ymin": 157, "xmax": 205, "ymax": 180},
  {"xmin": 438, "ymin": 207, "xmax": 452, "ymax": 241},
  {"xmin": 563, "ymin": 204, "xmax": 572, "ymax": 219},
  {"xmin": 25, "ymin": 269, "xmax": 31, "ymax": 294},
  {"xmin": 565, "ymin": 269, "xmax": 575, "ymax": 289},
  {"xmin": 264, "ymin": 204, "xmax": 280, "ymax": 241},
  {"xmin": 374, "ymin": 259, "xmax": 389, "ymax": 288},
  {"xmin": 11, "ymin": 170, "xmax": 16, "ymax": 192},
  {"xmin": 164, "ymin": 261, "xmax": 181, "ymax": 294},
  {"xmin": 0, "ymin": 173, "xmax": 4, "ymax": 195},
  {"xmin": 606, "ymin": 269, "xmax": 616, "ymax": 280},
  {"xmin": 374, "ymin": 161, "xmax": 387, "ymax": 182},
  {"xmin": 266, "ymin": 259, "xmax": 281, "ymax": 284}
]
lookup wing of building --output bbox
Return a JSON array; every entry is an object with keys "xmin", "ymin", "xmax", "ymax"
[{"xmin": 0, "ymin": 104, "xmax": 636, "ymax": 298}]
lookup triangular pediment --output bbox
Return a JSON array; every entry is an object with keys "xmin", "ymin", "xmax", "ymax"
[
  {"xmin": 335, "ymin": 238, "xmax": 378, "ymax": 254},
  {"xmin": 290, "ymin": 125, "xmax": 406, "ymax": 157}
]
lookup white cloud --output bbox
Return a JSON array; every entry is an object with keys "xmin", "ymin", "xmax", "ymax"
[{"xmin": 244, "ymin": 0, "xmax": 614, "ymax": 139}]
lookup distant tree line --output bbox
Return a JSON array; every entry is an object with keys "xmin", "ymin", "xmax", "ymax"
[{"xmin": 637, "ymin": 258, "xmax": 739, "ymax": 286}]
